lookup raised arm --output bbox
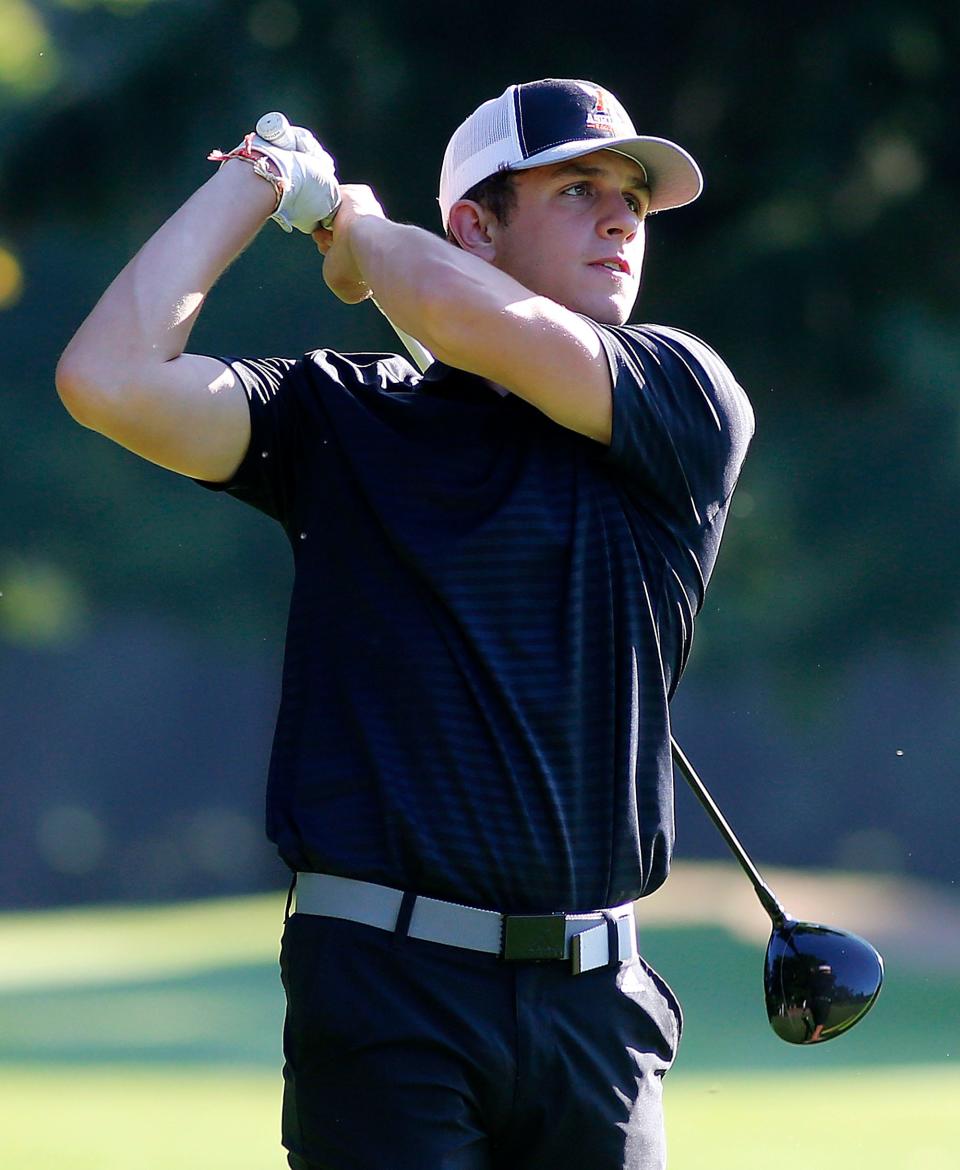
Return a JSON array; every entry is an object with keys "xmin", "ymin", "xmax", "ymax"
[
  {"xmin": 55, "ymin": 160, "xmax": 276, "ymax": 482},
  {"xmin": 317, "ymin": 160, "xmax": 650, "ymax": 444},
  {"xmin": 354, "ymin": 224, "xmax": 612, "ymax": 441}
]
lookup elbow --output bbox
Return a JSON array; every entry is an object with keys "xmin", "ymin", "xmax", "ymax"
[
  {"xmin": 55, "ymin": 344, "xmax": 118, "ymax": 430},
  {"xmin": 55, "ymin": 351, "xmax": 96, "ymax": 428}
]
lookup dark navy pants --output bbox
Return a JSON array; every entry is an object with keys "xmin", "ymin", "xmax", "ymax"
[{"xmin": 279, "ymin": 911, "xmax": 682, "ymax": 1170}]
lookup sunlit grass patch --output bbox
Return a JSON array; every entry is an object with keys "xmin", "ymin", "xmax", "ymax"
[
  {"xmin": 0, "ymin": 892, "xmax": 282, "ymax": 992},
  {"xmin": 0, "ymin": 1065, "xmax": 283, "ymax": 1170},
  {"xmin": 667, "ymin": 1065, "xmax": 960, "ymax": 1170},
  {"xmin": 1, "ymin": 1064, "xmax": 957, "ymax": 1170}
]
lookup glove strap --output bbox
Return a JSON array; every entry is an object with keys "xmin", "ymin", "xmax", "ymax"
[{"xmin": 208, "ymin": 133, "xmax": 285, "ymax": 211}]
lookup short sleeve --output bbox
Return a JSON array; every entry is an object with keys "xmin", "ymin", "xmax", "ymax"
[
  {"xmin": 194, "ymin": 356, "xmax": 303, "ymax": 526},
  {"xmin": 193, "ymin": 349, "xmax": 426, "ymax": 532},
  {"xmin": 587, "ymin": 322, "xmax": 755, "ymax": 537}
]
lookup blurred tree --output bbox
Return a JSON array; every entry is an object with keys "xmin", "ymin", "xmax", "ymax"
[
  {"xmin": 1, "ymin": 0, "xmax": 958, "ymax": 683},
  {"xmin": 3, "ymin": 0, "xmax": 959, "ymax": 905}
]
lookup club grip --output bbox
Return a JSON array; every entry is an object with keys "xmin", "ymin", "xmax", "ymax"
[
  {"xmin": 255, "ymin": 111, "xmax": 341, "ymax": 230},
  {"xmin": 255, "ymin": 111, "xmax": 296, "ymax": 148}
]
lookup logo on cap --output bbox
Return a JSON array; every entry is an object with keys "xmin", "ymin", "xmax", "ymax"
[{"xmin": 581, "ymin": 84, "xmax": 618, "ymax": 134}]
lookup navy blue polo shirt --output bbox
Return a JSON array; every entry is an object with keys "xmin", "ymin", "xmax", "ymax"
[{"xmin": 198, "ymin": 323, "xmax": 753, "ymax": 913}]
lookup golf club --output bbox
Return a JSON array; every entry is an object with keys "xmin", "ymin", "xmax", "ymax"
[
  {"xmin": 260, "ymin": 112, "xmax": 885, "ymax": 1044},
  {"xmin": 255, "ymin": 112, "xmax": 435, "ymax": 371},
  {"xmin": 670, "ymin": 738, "xmax": 884, "ymax": 1044}
]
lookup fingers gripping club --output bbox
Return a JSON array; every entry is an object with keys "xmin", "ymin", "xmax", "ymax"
[
  {"xmin": 255, "ymin": 111, "xmax": 434, "ymax": 372},
  {"xmin": 254, "ymin": 112, "xmax": 341, "ymax": 230}
]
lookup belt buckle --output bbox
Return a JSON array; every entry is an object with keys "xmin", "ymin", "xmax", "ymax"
[{"xmin": 502, "ymin": 913, "xmax": 567, "ymax": 962}]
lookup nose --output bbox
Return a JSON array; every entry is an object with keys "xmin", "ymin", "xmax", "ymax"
[{"xmin": 597, "ymin": 193, "xmax": 641, "ymax": 241}]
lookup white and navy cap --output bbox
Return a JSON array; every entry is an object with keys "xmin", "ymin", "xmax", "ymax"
[{"xmin": 439, "ymin": 78, "xmax": 703, "ymax": 229}]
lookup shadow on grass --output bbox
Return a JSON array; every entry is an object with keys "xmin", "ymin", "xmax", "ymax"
[{"xmin": 0, "ymin": 925, "xmax": 954, "ymax": 1071}]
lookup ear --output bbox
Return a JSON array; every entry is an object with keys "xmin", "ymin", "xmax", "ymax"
[{"xmin": 447, "ymin": 200, "xmax": 498, "ymax": 260}]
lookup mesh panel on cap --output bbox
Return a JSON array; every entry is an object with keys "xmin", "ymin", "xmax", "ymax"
[
  {"xmin": 439, "ymin": 87, "xmax": 518, "ymax": 228},
  {"xmin": 456, "ymin": 92, "xmax": 514, "ymax": 162}
]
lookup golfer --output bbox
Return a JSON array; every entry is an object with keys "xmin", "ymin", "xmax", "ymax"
[{"xmin": 57, "ymin": 78, "xmax": 754, "ymax": 1170}]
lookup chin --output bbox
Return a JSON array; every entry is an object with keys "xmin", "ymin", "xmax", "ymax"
[
  {"xmin": 551, "ymin": 278, "xmax": 637, "ymax": 324},
  {"xmin": 577, "ymin": 298, "xmax": 632, "ymax": 327}
]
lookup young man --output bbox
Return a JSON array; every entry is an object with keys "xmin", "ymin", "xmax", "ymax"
[{"xmin": 57, "ymin": 79, "xmax": 754, "ymax": 1170}]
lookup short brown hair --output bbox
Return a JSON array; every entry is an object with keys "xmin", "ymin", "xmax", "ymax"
[{"xmin": 445, "ymin": 170, "xmax": 518, "ymax": 245}]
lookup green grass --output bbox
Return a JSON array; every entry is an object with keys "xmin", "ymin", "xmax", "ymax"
[
  {"xmin": 1, "ymin": 887, "xmax": 957, "ymax": 1166},
  {"xmin": 0, "ymin": 1066, "xmax": 282, "ymax": 1170},
  {"xmin": 1, "ymin": 1064, "xmax": 957, "ymax": 1169},
  {"xmin": 667, "ymin": 1066, "xmax": 960, "ymax": 1170},
  {"xmin": 2, "ymin": 918, "xmax": 954, "ymax": 1071}
]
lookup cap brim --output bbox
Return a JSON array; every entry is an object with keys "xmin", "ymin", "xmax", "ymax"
[{"xmin": 510, "ymin": 136, "xmax": 703, "ymax": 213}]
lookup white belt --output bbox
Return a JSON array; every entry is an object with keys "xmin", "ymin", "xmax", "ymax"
[{"xmin": 293, "ymin": 872, "xmax": 638, "ymax": 975}]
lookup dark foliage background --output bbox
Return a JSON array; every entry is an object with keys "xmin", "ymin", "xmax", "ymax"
[{"xmin": 1, "ymin": 0, "xmax": 957, "ymax": 906}]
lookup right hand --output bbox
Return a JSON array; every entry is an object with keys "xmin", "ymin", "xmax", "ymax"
[{"xmin": 314, "ymin": 184, "xmax": 386, "ymax": 304}]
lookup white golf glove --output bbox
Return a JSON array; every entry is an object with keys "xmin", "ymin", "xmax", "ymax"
[
  {"xmin": 211, "ymin": 116, "xmax": 341, "ymax": 234},
  {"xmin": 255, "ymin": 121, "xmax": 341, "ymax": 234}
]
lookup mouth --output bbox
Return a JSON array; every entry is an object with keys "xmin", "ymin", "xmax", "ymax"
[{"xmin": 589, "ymin": 257, "xmax": 632, "ymax": 277}]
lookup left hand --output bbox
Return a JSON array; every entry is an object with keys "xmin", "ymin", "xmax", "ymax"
[
  {"xmin": 211, "ymin": 126, "xmax": 340, "ymax": 234},
  {"xmin": 314, "ymin": 184, "xmax": 386, "ymax": 304},
  {"xmin": 268, "ymin": 136, "xmax": 340, "ymax": 234},
  {"xmin": 250, "ymin": 119, "xmax": 340, "ymax": 233}
]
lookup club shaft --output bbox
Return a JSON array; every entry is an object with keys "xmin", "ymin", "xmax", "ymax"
[
  {"xmin": 371, "ymin": 297, "xmax": 433, "ymax": 372},
  {"xmin": 670, "ymin": 737, "xmax": 788, "ymax": 927}
]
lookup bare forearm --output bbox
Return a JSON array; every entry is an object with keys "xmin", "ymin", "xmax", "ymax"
[
  {"xmin": 60, "ymin": 161, "xmax": 276, "ymax": 384},
  {"xmin": 342, "ymin": 215, "xmax": 523, "ymax": 367},
  {"xmin": 321, "ymin": 182, "xmax": 612, "ymax": 439}
]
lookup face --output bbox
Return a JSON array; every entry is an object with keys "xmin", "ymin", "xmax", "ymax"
[{"xmin": 487, "ymin": 149, "xmax": 651, "ymax": 325}]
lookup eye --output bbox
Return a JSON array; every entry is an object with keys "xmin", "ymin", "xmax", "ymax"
[
  {"xmin": 624, "ymin": 193, "xmax": 647, "ymax": 216},
  {"xmin": 561, "ymin": 181, "xmax": 591, "ymax": 197}
]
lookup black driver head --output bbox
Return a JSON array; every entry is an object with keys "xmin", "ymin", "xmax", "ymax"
[{"xmin": 764, "ymin": 919, "xmax": 884, "ymax": 1044}]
